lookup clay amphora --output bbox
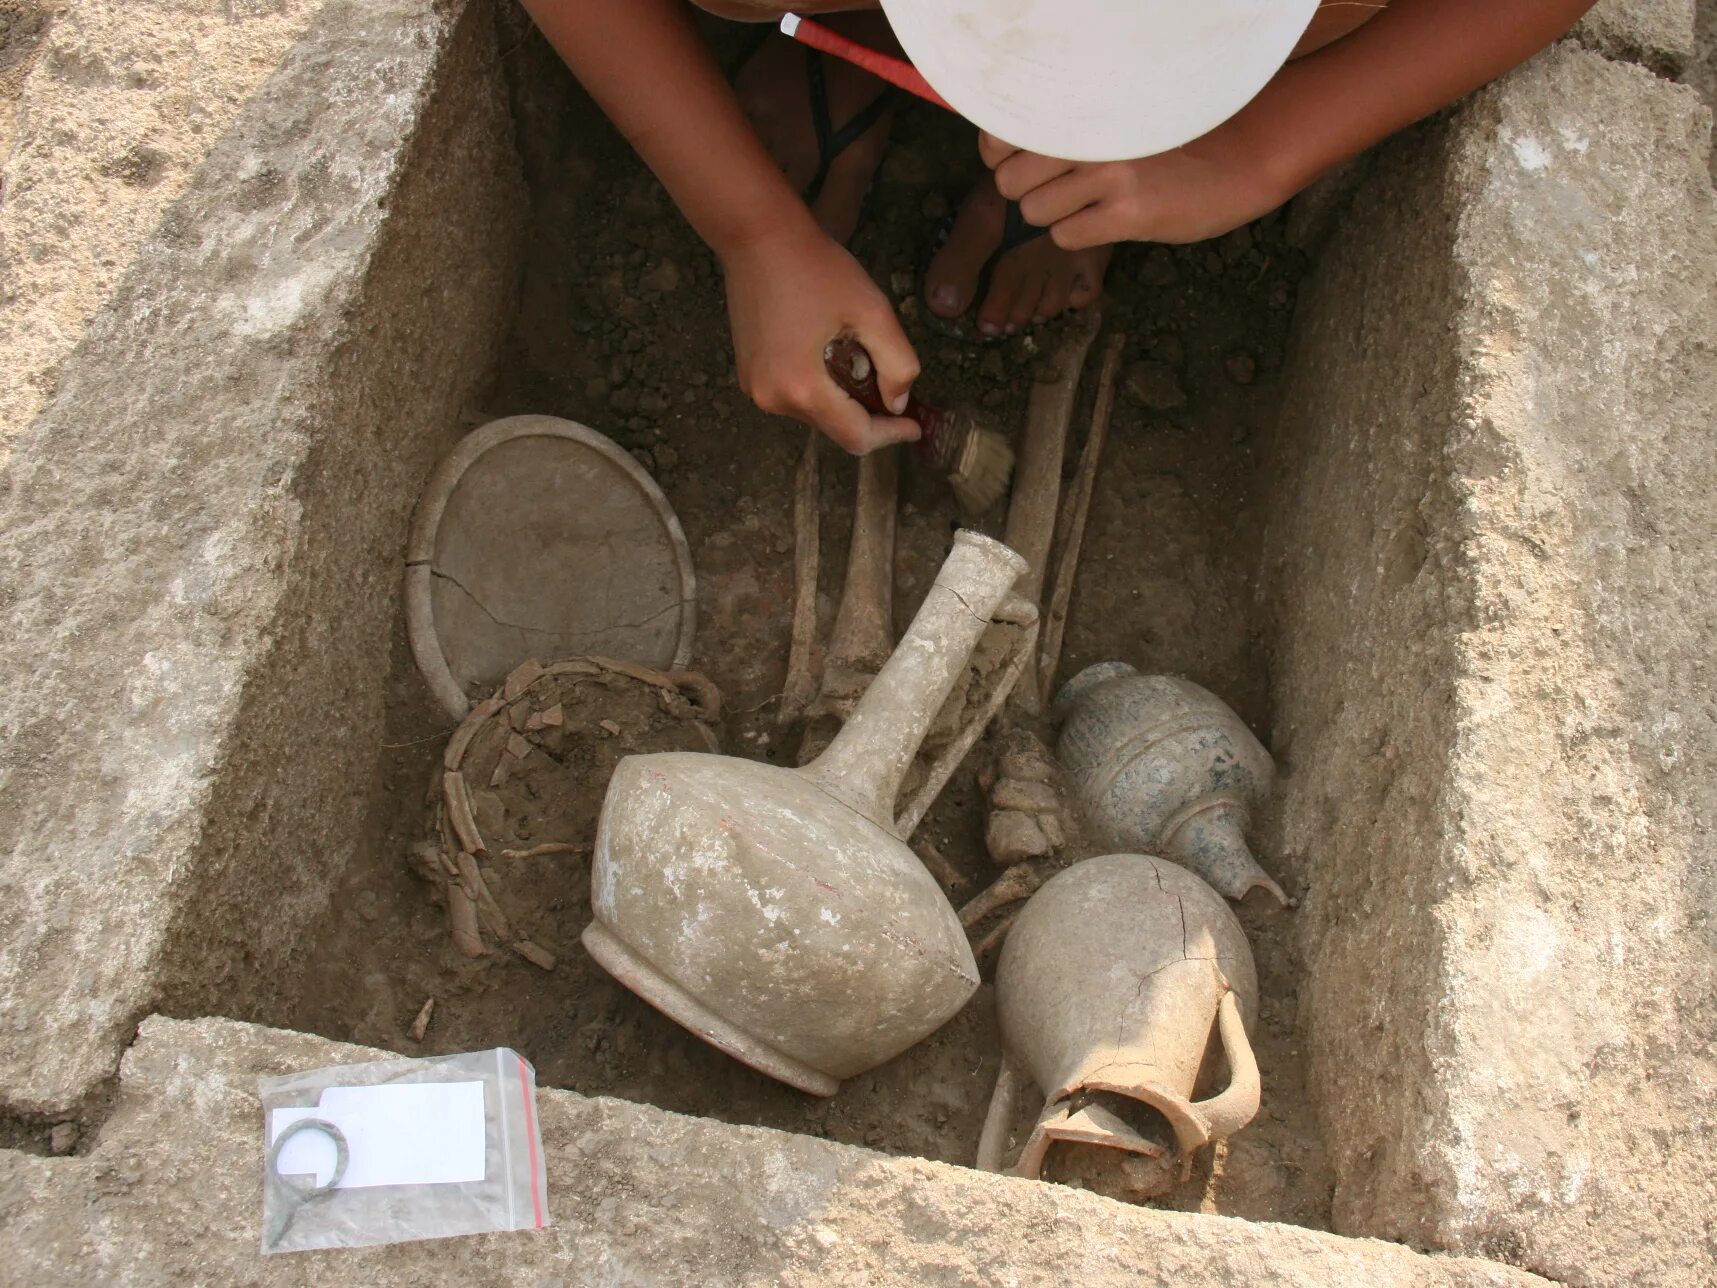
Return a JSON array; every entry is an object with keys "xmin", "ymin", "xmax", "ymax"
[
  {"xmin": 584, "ymin": 531, "xmax": 1030, "ymax": 1095},
  {"xmin": 1053, "ymin": 663, "xmax": 1285, "ymax": 904},
  {"xmin": 977, "ymin": 853, "xmax": 1260, "ymax": 1197}
]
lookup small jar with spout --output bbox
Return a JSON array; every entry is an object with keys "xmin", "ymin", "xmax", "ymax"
[{"xmin": 1053, "ymin": 663, "xmax": 1285, "ymax": 905}]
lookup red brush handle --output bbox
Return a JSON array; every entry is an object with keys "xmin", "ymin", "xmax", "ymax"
[
  {"xmin": 824, "ymin": 336, "xmax": 963, "ymax": 472},
  {"xmin": 780, "ymin": 14, "xmax": 955, "ymax": 113}
]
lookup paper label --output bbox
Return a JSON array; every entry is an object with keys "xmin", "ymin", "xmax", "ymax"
[{"xmin": 269, "ymin": 1080, "xmax": 487, "ymax": 1190}]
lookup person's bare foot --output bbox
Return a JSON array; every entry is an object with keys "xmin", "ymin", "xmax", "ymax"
[
  {"xmin": 735, "ymin": 20, "xmax": 895, "ymax": 245},
  {"xmin": 924, "ymin": 173, "xmax": 1112, "ymax": 335}
]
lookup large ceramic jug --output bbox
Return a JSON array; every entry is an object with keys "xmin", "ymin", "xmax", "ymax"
[
  {"xmin": 584, "ymin": 531, "xmax": 1030, "ymax": 1095},
  {"xmin": 977, "ymin": 853, "xmax": 1260, "ymax": 1198},
  {"xmin": 1054, "ymin": 663, "xmax": 1286, "ymax": 904}
]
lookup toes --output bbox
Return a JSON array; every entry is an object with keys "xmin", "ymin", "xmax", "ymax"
[
  {"xmin": 976, "ymin": 270, "xmax": 1019, "ymax": 336},
  {"xmin": 1067, "ymin": 246, "xmax": 1115, "ymax": 309},
  {"xmin": 1036, "ymin": 274, "xmax": 1072, "ymax": 323},
  {"xmin": 927, "ymin": 185, "xmax": 1004, "ymax": 319},
  {"xmin": 1005, "ymin": 272, "xmax": 1047, "ymax": 332}
]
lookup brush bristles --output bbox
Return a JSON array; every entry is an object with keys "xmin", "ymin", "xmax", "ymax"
[{"xmin": 948, "ymin": 424, "xmax": 1016, "ymax": 513}]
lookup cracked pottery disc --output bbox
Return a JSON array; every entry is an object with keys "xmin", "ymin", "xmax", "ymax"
[{"xmin": 406, "ymin": 415, "xmax": 695, "ymax": 719}]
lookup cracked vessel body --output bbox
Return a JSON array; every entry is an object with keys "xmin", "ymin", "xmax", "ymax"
[
  {"xmin": 585, "ymin": 531, "xmax": 1029, "ymax": 1096},
  {"xmin": 978, "ymin": 853, "xmax": 1261, "ymax": 1197}
]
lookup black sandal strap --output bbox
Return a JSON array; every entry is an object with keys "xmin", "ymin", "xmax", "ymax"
[
  {"xmin": 803, "ymin": 47, "xmax": 892, "ymax": 207},
  {"xmin": 1000, "ymin": 199, "xmax": 1052, "ymax": 254},
  {"xmin": 964, "ymin": 199, "xmax": 1052, "ymax": 325}
]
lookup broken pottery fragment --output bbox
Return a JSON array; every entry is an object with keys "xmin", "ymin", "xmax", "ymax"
[
  {"xmin": 1053, "ymin": 663, "xmax": 1286, "ymax": 904},
  {"xmin": 977, "ymin": 853, "xmax": 1260, "ymax": 1201},
  {"xmin": 586, "ymin": 532, "xmax": 1032, "ymax": 1096}
]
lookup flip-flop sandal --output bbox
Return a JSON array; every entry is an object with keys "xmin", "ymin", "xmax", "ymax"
[
  {"xmin": 733, "ymin": 36, "xmax": 893, "ymax": 244},
  {"xmin": 801, "ymin": 46, "xmax": 893, "ymax": 220},
  {"xmin": 918, "ymin": 198, "xmax": 1052, "ymax": 343}
]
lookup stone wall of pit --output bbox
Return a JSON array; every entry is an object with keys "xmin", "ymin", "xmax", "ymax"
[
  {"xmin": 0, "ymin": 0, "xmax": 523, "ymax": 1116},
  {"xmin": 0, "ymin": 1015, "xmax": 1552, "ymax": 1288},
  {"xmin": 1263, "ymin": 39, "xmax": 1716, "ymax": 1288},
  {"xmin": 0, "ymin": 0, "xmax": 328, "ymax": 460}
]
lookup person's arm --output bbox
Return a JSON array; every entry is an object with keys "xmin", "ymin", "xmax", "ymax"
[
  {"xmin": 980, "ymin": 0, "xmax": 1597, "ymax": 249},
  {"xmin": 518, "ymin": 0, "xmax": 918, "ymax": 452}
]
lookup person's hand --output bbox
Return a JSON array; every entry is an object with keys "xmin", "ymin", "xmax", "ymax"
[
  {"xmin": 720, "ymin": 218, "xmax": 920, "ymax": 454},
  {"xmin": 978, "ymin": 121, "xmax": 1289, "ymax": 250}
]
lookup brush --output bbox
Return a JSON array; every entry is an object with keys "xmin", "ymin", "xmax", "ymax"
[{"xmin": 824, "ymin": 335, "xmax": 1015, "ymax": 513}]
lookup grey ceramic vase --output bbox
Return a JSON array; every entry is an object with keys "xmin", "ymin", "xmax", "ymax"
[
  {"xmin": 1053, "ymin": 663, "xmax": 1285, "ymax": 904},
  {"xmin": 584, "ymin": 531, "xmax": 1030, "ymax": 1096}
]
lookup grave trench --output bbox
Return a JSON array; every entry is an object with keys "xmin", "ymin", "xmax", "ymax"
[
  {"xmin": 239, "ymin": 17, "xmax": 1337, "ymax": 1231},
  {"xmin": 7, "ymin": 3, "xmax": 1708, "ymax": 1281}
]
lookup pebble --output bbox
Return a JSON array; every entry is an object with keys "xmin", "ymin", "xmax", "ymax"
[
  {"xmin": 49, "ymin": 1122, "xmax": 78, "ymax": 1155},
  {"xmin": 1139, "ymin": 247, "xmax": 1177, "ymax": 286},
  {"xmin": 1150, "ymin": 333, "xmax": 1184, "ymax": 367},
  {"xmin": 640, "ymin": 259, "xmax": 681, "ymax": 294},
  {"xmin": 1125, "ymin": 360, "xmax": 1187, "ymax": 411},
  {"xmin": 1225, "ymin": 352, "xmax": 1257, "ymax": 385},
  {"xmin": 986, "ymin": 809, "xmax": 1050, "ymax": 866}
]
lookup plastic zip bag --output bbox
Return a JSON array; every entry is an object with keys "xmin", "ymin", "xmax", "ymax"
[{"xmin": 258, "ymin": 1047, "xmax": 548, "ymax": 1253}]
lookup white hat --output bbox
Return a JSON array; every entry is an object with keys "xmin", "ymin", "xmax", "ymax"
[{"xmin": 879, "ymin": 0, "xmax": 1320, "ymax": 163}]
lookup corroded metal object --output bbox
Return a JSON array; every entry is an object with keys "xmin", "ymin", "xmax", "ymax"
[
  {"xmin": 1053, "ymin": 663, "xmax": 1286, "ymax": 904},
  {"xmin": 585, "ymin": 532, "xmax": 1033, "ymax": 1096},
  {"xmin": 977, "ymin": 853, "xmax": 1260, "ymax": 1199}
]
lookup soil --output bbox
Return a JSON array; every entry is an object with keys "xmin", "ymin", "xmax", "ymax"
[{"xmin": 277, "ymin": 14, "xmax": 1333, "ymax": 1231}]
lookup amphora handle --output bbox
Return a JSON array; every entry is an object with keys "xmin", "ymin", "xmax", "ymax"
[{"xmin": 1189, "ymin": 990, "xmax": 1261, "ymax": 1141}]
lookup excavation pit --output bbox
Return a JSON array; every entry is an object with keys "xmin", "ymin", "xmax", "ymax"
[
  {"xmin": 1, "ymin": 3, "xmax": 1712, "ymax": 1284},
  {"xmin": 247, "ymin": 15, "xmax": 1332, "ymax": 1229}
]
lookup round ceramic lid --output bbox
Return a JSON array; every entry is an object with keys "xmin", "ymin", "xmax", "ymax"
[
  {"xmin": 406, "ymin": 415, "xmax": 696, "ymax": 719},
  {"xmin": 881, "ymin": 0, "xmax": 1319, "ymax": 163}
]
